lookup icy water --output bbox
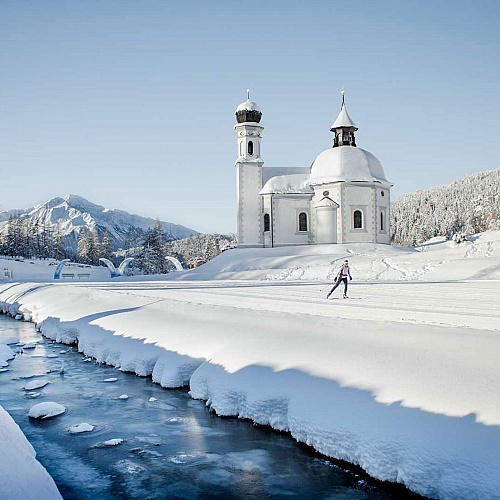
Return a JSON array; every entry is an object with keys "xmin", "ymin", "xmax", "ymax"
[{"xmin": 0, "ymin": 315, "xmax": 420, "ymax": 500}]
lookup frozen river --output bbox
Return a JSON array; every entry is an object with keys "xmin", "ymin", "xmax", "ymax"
[{"xmin": 0, "ymin": 314, "xmax": 420, "ymax": 499}]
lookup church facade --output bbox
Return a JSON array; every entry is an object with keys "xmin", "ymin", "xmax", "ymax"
[{"xmin": 234, "ymin": 92, "xmax": 392, "ymax": 248}]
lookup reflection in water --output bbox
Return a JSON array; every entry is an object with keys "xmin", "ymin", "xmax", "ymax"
[{"xmin": 0, "ymin": 315, "xmax": 418, "ymax": 499}]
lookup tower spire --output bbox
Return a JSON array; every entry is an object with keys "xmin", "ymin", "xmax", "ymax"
[
  {"xmin": 247, "ymin": 88, "xmax": 250, "ymax": 100},
  {"xmin": 330, "ymin": 90, "xmax": 358, "ymax": 148}
]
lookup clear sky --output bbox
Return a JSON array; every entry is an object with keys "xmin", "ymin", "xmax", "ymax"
[{"xmin": 1, "ymin": 0, "xmax": 499, "ymax": 234}]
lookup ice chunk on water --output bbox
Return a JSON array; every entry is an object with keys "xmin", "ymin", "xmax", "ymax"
[
  {"xmin": 148, "ymin": 397, "xmax": 158, "ymax": 402},
  {"xmin": 91, "ymin": 438, "xmax": 124, "ymax": 448},
  {"xmin": 24, "ymin": 379, "xmax": 49, "ymax": 390},
  {"xmin": 28, "ymin": 402, "xmax": 66, "ymax": 419},
  {"xmin": 27, "ymin": 392, "xmax": 43, "ymax": 399},
  {"xmin": 103, "ymin": 438, "xmax": 123, "ymax": 447},
  {"xmin": 0, "ymin": 343, "xmax": 15, "ymax": 361},
  {"xmin": 118, "ymin": 394, "xmax": 129, "ymax": 400},
  {"xmin": 103, "ymin": 377, "xmax": 118, "ymax": 382},
  {"xmin": 68, "ymin": 423, "xmax": 95, "ymax": 434}
]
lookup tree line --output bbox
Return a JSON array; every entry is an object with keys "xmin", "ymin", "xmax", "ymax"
[
  {"xmin": 391, "ymin": 167, "xmax": 500, "ymax": 245},
  {"xmin": 0, "ymin": 215, "xmax": 236, "ymax": 274}
]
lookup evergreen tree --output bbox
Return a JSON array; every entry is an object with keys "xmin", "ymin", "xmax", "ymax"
[
  {"xmin": 137, "ymin": 219, "xmax": 166, "ymax": 274},
  {"xmin": 77, "ymin": 229, "xmax": 90, "ymax": 263},
  {"xmin": 204, "ymin": 233, "xmax": 221, "ymax": 261},
  {"xmin": 100, "ymin": 231, "xmax": 114, "ymax": 261}
]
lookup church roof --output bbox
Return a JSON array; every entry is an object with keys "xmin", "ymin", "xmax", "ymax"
[
  {"xmin": 309, "ymin": 146, "xmax": 391, "ymax": 187},
  {"xmin": 259, "ymin": 174, "xmax": 313, "ymax": 195},
  {"xmin": 331, "ymin": 103, "xmax": 358, "ymax": 130}
]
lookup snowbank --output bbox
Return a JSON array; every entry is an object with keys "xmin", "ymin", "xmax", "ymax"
[
  {"xmin": 1, "ymin": 232, "xmax": 500, "ymax": 499},
  {"xmin": 0, "ymin": 405, "xmax": 62, "ymax": 499},
  {"xmin": 163, "ymin": 230, "xmax": 500, "ymax": 282}
]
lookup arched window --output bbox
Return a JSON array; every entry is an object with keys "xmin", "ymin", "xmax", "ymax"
[
  {"xmin": 264, "ymin": 213, "xmax": 270, "ymax": 232},
  {"xmin": 298, "ymin": 212, "xmax": 308, "ymax": 232},
  {"xmin": 380, "ymin": 211, "xmax": 384, "ymax": 231},
  {"xmin": 354, "ymin": 210, "xmax": 363, "ymax": 229},
  {"xmin": 248, "ymin": 141, "xmax": 253, "ymax": 156}
]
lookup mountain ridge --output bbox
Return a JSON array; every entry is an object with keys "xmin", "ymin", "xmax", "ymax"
[{"xmin": 0, "ymin": 194, "xmax": 198, "ymax": 253}]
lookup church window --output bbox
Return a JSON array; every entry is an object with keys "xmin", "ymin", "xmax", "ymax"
[
  {"xmin": 264, "ymin": 213, "xmax": 270, "ymax": 232},
  {"xmin": 298, "ymin": 212, "xmax": 308, "ymax": 232},
  {"xmin": 381, "ymin": 190, "xmax": 385, "ymax": 197},
  {"xmin": 248, "ymin": 141, "xmax": 254, "ymax": 156},
  {"xmin": 354, "ymin": 210, "xmax": 363, "ymax": 229},
  {"xmin": 380, "ymin": 211, "xmax": 384, "ymax": 231}
]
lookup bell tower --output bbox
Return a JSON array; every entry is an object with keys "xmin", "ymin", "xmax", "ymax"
[
  {"xmin": 234, "ymin": 90, "xmax": 264, "ymax": 247},
  {"xmin": 331, "ymin": 89, "xmax": 358, "ymax": 148}
]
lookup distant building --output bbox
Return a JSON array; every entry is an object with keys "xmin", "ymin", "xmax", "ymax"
[{"xmin": 234, "ymin": 91, "xmax": 392, "ymax": 247}]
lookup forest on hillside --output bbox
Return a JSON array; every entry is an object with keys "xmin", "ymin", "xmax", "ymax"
[{"xmin": 391, "ymin": 167, "xmax": 500, "ymax": 245}]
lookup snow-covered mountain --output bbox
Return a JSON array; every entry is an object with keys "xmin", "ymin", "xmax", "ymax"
[
  {"xmin": 0, "ymin": 194, "xmax": 198, "ymax": 252},
  {"xmin": 391, "ymin": 167, "xmax": 500, "ymax": 245}
]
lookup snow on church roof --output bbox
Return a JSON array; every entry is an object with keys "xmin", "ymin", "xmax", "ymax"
[
  {"xmin": 310, "ymin": 146, "xmax": 391, "ymax": 187},
  {"xmin": 331, "ymin": 103, "xmax": 358, "ymax": 130},
  {"xmin": 259, "ymin": 174, "xmax": 313, "ymax": 195},
  {"xmin": 235, "ymin": 99, "xmax": 261, "ymax": 113}
]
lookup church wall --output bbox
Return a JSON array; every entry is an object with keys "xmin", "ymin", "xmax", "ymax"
[
  {"xmin": 312, "ymin": 184, "xmax": 342, "ymax": 244},
  {"xmin": 376, "ymin": 187, "xmax": 391, "ymax": 244},
  {"xmin": 236, "ymin": 163, "xmax": 263, "ymax": 247},
  {"xmin": 341, "ymin": 184, "xmax": 375, "ymax": 243},
  {"xmin": 272, "ymin": 196, "xmax": 311, "ymax": 246}
]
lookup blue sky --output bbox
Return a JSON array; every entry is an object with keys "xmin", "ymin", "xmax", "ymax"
[{"xmin": 1, "ymin": 0, "xmax": 499, "ymax": 233}]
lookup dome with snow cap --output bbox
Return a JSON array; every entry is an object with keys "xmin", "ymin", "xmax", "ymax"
[
  {"xmin": 309, "ymin": 146, "xmax": 391, "ymax": 187},
  {"xmin": 235, "ymin": 90, "xmax": 262, "ymax": 123}
]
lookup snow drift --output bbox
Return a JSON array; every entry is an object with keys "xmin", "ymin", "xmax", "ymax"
[{"xmin": 0, "ymin": 405, "xmax": 62, "ymax": 499}]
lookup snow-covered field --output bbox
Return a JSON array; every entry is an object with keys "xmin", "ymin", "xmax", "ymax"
[{"xmin": 1, "ymin": 231, "xmax": 500, "ymax": 499}]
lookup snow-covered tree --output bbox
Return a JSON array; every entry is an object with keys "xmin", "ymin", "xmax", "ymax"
[
  {"xmin": 391, "ymin": 167, "xmax": 500, "ymax": 245},
  {"xmin": 136, "ymin": 219, "xmax": 167, "ymax": 274},
  {"xmin": 100, "ymin": 231, "xmax": 114, "ymax": 260}
]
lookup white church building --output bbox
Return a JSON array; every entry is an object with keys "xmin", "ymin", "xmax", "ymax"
[{"xmin": 234, "ymin": 91, "xmax": 393, "ymax": 248}]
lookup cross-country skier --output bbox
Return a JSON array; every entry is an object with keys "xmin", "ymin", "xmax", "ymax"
[{"xmin": 326, "ymin": 259, "xmax": 352, "ymax": 299}]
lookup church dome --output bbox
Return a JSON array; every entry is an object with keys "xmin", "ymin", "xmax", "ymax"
[
  {"xmin": 235, "ymin": 91, "xmax": 262, "ymax": 123},
  {"xmin": 309, "ymin": 146, "xmax": 390, "ymax": 186}
]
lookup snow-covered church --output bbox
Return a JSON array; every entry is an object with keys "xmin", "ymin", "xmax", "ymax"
[{"xmin": 234, "ymin": 91, "xmax": 393, "ymax": 247}]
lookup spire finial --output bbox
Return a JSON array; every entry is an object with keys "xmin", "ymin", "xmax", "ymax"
[
  {"xmin": 247, "ymin": 89, "xmax": 250, "ymax": 100},
  {"xmin": 341, "ymin": 86, "xmax": 345, "ymax": 107}
]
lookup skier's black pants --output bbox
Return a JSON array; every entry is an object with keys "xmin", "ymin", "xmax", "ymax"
[{"xmin": 329, "ymin": 277, "xmax": 348, "ymax": 296}]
